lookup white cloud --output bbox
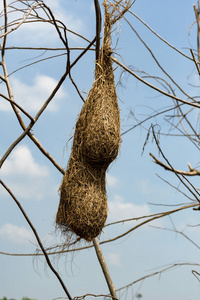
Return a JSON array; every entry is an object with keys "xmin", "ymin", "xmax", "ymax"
[
  {"xmin": 0, "ymin": 223, "xmax": 35, "ymax": 245},
  {"xmin": 135, "ymin": 178, "xmax": 154, "ymax": 195},
  {"xmin": 108, "ymin": 194, "xmax": 162, "ymax": 229},
  {"xmin": 106, "ymin": 173, "xmax": 120, "ymax": 188},
  {"xmin": 1, "ymin": 145, "xmax": 57, "ymax": 200},
  {"xmin": 7, "ymin": 1, "xmax": 85, "ymax": 46},
  {"xmin": 108, "ymin": 194, "xmax": 150, "ymax": 222},
  {"xmin": 106, "ymin": 252, "xmax": 121, "ymax": 267},
  {"xmin": 0, "ymin": 75, "xmax": 66, "ymax": 113},
  {"xmin": 1, "ymin": 145, "xmax": 49, "ymax": 178},
  {"xmin": 175, "ymin": 214, "xmax": 200, "ymax": 234}
]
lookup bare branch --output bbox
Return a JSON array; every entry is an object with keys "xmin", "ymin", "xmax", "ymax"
[
  {"xmin": 192, "ymin": 270, "xmax": 200, "ymax": 283},
  {"xmin": 0, "ymin": 93, "xmax": 34, "ymax": 121},
  {"xmin": 117, "ymin": 262, "xmax": 200, "ymax": 293},
  {"xmin": 123, "ymin": 16, "xmax": 196, "ymax": 103},
  {"xmin": 0, "ymin": 2, "xmax": 43, "ymax": 39},
  {"xmin": 0, "ymin": 38, "xmax": 96, "ymax": 169},
  {"xmin": 190, "ymin": 48, "xmax": 200, "ymax": 75},
  {"xmin": 112, "ymin": 57, "xmax": 200, "ymax": 109},
  {"xmin": 193, "ymin": 3, "xmax": 200, "ymax": 62},
  {"xmin": 150, "ymin": 225, "xmax": 200, "ymax": 251},
  {"xmin": 151, "ymin": 126, "xmax": 200, "ymax": 201},
  {"xmin": 94, "ymin": 0, "xmax": 102, "ymax": 61},
  {"xmin": 0, "ymin": 122, "xmax": 33, "ymax": 168},
  {"xmin": 1, "ymin": 200, "xmax": 199, "ymax": 258},
  {"xmin": 150, "ymin": 153, "xmax": 200, "ymax": 176},
  {"xmin": 93, "ymin": 238, "xmax": 118, "ymax": 300},
  {"xmin": 72, "ymin": 293, "xmax": 117, "ymax": 299},
  {"xmin": 5, "ymin": 46, "xmax": 95, "ymax": 51},
  {"xmin": 0, "ymin": 180, "xmax": 73, "ymax": 300},
  {"xmin": 127, "ymin": 10, "xmax": 193, "ymax": 61}
]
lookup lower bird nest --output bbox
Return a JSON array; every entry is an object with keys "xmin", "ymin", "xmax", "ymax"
[{"xmin": 56, "ymin": 158, "xmax": 108, "ymax": 242}]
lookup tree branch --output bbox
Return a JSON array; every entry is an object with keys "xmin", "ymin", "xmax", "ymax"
[
  {"xmin": 116, "ymin": 262, "xmax": 200, "ymax": 293},
  {"xmin": 2, "ymin": 202, "xmax": 199, "ymax": 257},
  {"xmin": 0, "ymin": 38, "xmax": 96, "ymax": 170},
  {"xmin": 93, "ymin": 238, "xmax": 118, "ymax": 300},
  {"xmin": 0, "ymin": 93, "xmax": 34, "ymax": 121},
  {"xmin": 94, "ymin": 0, "xmax": 102, "ymax": 61},
  {"xmin": 112, "ymin": 57, "xmax": 200, "ymax": 109},
  {"xmin": 150, "ymin": 153, "xmax": 200, "ymax": 176},
  {"xmin": 0, "ymin": 180, "xmax": 73, "ymax": 300}
]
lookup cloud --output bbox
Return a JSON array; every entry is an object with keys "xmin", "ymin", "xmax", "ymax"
[
  {"xmin": 135, "ymin": 178, "xmax": 155, "ymax": 195},
  {"xmin": 106, "ymin": 252, "xmax": 121, "ymax": 267},
  {"xmin": 106, "ymin": 174, "xmax": 120, "ymax": 188},
  {"xmin": 0, "ymin": 223, "xmax": 35, "ymax": 245},
  {"xmin": 8, "ymin": 1, "xmax": 85, "ymax": 46},
  {"xmin": 0, "ymin": 75, "xmax": 66, "ymax": 113},
  {"xmin": 1, "ymin": 145, "xmax": 49, "ymax": 177},
  {"xmin": 1, "ymin": 145, "xmax": 57, "ymax": 200},
  {"xmin": 108, "ymin": 194, "xmax": 150, "ymax": 222},
  {"xmin": 108, "ymin": 194, "xmax": 162, "ymax": 229},
  {"xmin": 175, "ymin": 213, "xmax": 200, "ymax": 233}
]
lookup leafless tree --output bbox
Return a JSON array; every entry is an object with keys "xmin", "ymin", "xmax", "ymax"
[{"xmin": 1, "ymin": 1, "xmax": 200, "ymax": 299}]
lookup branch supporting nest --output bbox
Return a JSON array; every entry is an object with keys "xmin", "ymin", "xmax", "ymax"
[{"xmin": 93, "ymin": 237, "xmax": 118, "ymax": 300}]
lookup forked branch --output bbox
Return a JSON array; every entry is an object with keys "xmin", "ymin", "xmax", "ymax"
[{"xmin": 150, "ymin": 153, "xmax": 200, "ymax": 176}]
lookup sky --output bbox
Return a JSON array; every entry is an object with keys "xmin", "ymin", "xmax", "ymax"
[{"xmin": 1, "ymin": 0, "xmax": 200, "ymax": 300}]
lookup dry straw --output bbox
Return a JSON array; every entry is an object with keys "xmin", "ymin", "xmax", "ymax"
[
  {"xmin": 56, "ymin": 0, "xmax": 132, "ymax": 242},
  {"xmin": 56, "ymin": 158, "xmax": 108, "ymax": 241}
]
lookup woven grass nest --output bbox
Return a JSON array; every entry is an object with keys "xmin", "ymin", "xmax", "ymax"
[
  {"xmin": 56, "ymin": 0, "xmax": 131, "ymax": 242},
  {"xmin": 56, "ymin": 158, "xmax": 108, "ymax": 241}
]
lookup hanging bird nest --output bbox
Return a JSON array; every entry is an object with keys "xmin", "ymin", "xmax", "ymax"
[
  {"xmin": 56, "ymin": 0, "xmax": 133, "ymax": 242},
  {"xmin": 74, "ymin": 57, "xmax": 121, "ymax": 167},
  {"xmin": 71, "ymin": 1, "xmax": 121, "ymax": 168},
  {"xmin": 56, "ymin": 157, "xmax": 107, "ymax": 241}
]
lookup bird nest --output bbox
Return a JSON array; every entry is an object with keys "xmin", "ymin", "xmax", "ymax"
[
  {"xmin": 55, "ymin": 0, "xmax": 133, "ymax": 242},
  {"xmin": 56, "ymin": 158, "xmax": 108, "ymax": 241}
]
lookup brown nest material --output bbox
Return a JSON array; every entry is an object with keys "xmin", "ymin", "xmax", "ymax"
[
  {"xmin": 56, "ymin": 0, "xmax": 132, "ymax": 242},
  {"xmin": 56, "ymin": 157, "xmax": 107, "ymax": 242},
  {"xmin": 74, "ymin": 50, "xmax": 121, "ymax": 168},
  {"xmin": 72, "ymin": 2, "xmax": 121, "ymax": 168}
]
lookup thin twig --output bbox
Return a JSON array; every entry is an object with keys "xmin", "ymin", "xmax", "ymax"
[
  {"xmin": 2, "ymin": 202, "xmax": 198, "ymax": 257},
  {"xmin": 0, "ymin": 2, "xmax": 43, "ymax": 39},
  {"xmin": 69, "ymin": 73, "xmax": 85, "ymax": 103},
  {"xmin": 0, "ymin": 93, "xmax": 34, "ymax": 121},
  {"xmin": 121, "ymin": 104, "xmax": 180, "ymax": 136},
  {"xmin": 150, "ymin": 153, "xmax": 200, "ymax": 176},
  {"xmin": 5, "ymin": 46, "xmax": 95, "ymax": 51},
  {"xmin": 116, "ymin": 262, "xmax": 200, "ymax": 293},
  {"xmin": 150, "ymin": 225, "xmax": 200, "ymax": 251},
  {"xmin": 151, "ymin": 126, "xmax": 200, "ymax": 201},
  {"xmin": 190, "ymin": 48, "xmax": 200, "ymax": 75},
  {"xmin": 112, "ymin": 57, "xmax": 200, "ymax": 109},
  {"xmin": 127, "ymin": 10, "xmax": 192, "ymax": 61},
  {"xmin": 193, "ymin": 2, "xmax": 200, "ymax": 63},
  {"xmin": 0, "ymin": 38, "xmax": 96, "ymax": 169},
  {"xmin": 123, "ymin": 16, "xmax": 196, "ymax": 103}
]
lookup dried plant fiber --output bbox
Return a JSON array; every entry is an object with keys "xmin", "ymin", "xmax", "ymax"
[
  {"xmin": 56, "ymin": 0, "xmax": 126, "ymax": 242},
  {"xmin": 75, "ymin": 51, "xmax": 120, "ymax": 168},
  {"xmin": 56, "ymin": 157, "xmax": 107, "ymax": 241}
]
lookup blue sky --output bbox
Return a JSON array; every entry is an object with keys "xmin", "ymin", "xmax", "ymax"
[{"xmin": 1, "ymin": 0, "xmax": 200, "ymax": 300}]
